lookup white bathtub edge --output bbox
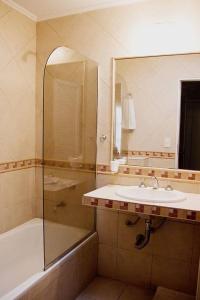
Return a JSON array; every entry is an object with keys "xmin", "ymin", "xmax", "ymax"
[{"xmin": 1, "ymin": 232, "xmax": 97, "ymax": 300}]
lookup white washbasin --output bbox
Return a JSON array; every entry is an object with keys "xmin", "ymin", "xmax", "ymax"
[{"xmin": 116, "ymin": 186, "xmax": 186, "ymax": 203}]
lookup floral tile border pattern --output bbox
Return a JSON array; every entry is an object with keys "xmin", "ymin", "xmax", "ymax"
[
  {"xmin": 97, "ymin": 164, "xmax": 200, "ymax": 182},
  {"xmin": 82, "ymin": 196, "xmax": 200, "ymax": 222}
]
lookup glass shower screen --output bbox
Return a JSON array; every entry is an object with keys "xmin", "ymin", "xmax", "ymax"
[{"xmin": 43, "ymin": 47, "xmax": 98, "ymax": 268}]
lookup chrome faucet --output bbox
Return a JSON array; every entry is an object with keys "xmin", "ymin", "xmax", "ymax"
[{"xmin": 152, "ymin": 176, "xmax": 159, "ymax": 189}]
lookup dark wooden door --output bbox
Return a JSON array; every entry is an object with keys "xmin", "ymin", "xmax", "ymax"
[{"xmin": 179, "ymin": 81, "xmax": 200, "ymax": 170}]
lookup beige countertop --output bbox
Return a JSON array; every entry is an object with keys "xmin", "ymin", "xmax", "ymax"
[{"xmin": 83, "ymin": 185, "xmax": 200, "ymax": 222}]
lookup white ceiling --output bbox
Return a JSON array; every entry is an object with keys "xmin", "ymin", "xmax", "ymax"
[{"xmin": 2, "ymin": 0, "xmax": 145, "ymax": 21}]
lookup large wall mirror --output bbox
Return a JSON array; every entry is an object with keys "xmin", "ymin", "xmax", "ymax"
[{"xmin": 112, "ymin": 53, "xmax": 200, "ymax": 171}]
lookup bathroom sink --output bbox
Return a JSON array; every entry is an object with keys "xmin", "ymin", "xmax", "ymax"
[{"xmin": 116, "ymin": 186, "xmax": 186, "ymax": 203}]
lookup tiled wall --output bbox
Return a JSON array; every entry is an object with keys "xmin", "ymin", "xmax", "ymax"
[
  {"xmin": 36, "ymin": 0, "xmax": 200, "ymax": 164},
  {"xmin": 36, "ymin": 0, "xmax": 200, "ymax": 295},
  {"xmin": 97, "ymin": 208, "xmax": 199, "ymax": 295},
  {"xmin": 35, "ymin": 0, "xmax": 200, "ymax": 195},
  {"xmin": 44, "ymin": 166, "xmax": 96, "ymax": 230},
  {"xmin": 0, "ymin": 1, "xmax": 36, "ymax": 233},
  {"xmin": 0, "ymin": 168, "xmax": 36, "ymax": 233},
  {"xmin": 96, "ymin": 174, "xmax": 200, "ymax": 295},
  {"xmin": 1, "ymin": 0, "xmax": 200, "ymax": 295},
  {"xmin": 0, "ymin": 1, "xmax": 36, "ymax": 162}
]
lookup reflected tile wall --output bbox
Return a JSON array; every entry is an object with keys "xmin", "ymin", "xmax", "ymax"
[
  {"xmin": 43, "ymin": 167, "xmax": 95, "ymax": 230},
  {"xmin": 44, "ymin": 62, "xmax": 85, "ymax": 161}
]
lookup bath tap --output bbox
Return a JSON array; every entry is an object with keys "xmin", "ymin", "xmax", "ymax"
[
  {"xmin": 152, "ymin": 176, "xmax": 159, "ymax": 189},
  {"xmin": 53, "ymin": 201, "xmax": 66, "ymax": 212},
  {"xmin": 56, "ymin": 201, "xmax": 66, "ymax": 208}
]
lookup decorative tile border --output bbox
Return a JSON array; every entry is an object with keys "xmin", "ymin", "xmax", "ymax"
[
  {"xmin": 0, "ymin": 158, "xmax": 95, "ymax": 173},
  {"xmin": 0, "ymin": 159, "xmax": 42, "ymax": 173},
  {"xmin": 83, "ymin": 196, "xmax": 200, "ymax": 222},
  {"xmin": 4, "ymin": 158, "xmax": 200, "ymax": 183},
  {"xmin": 0, "ymin": 158, "xmax": 96, "ymax": 173},
  {"xmin": 127, "ymin": 150, "xmax": 175, "ymax": 159},
  {"xmin": 116, "ymin": 150, "xmax": 175, "ymax": 159},
  {"xmin": 43, "ymin": 159, "xmax": 96, "ymax": 172},
  {"xmin": 97, "ymin": 164, "xmax": 200, "ymax": 182}
]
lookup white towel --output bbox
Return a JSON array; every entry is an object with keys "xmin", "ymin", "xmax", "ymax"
[{"xmin": 122, "ymin": 93, "xmax": 136, "ymax": 130}]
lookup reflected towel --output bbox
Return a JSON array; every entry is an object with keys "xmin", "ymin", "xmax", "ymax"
[{"xmin": 122, "ymin": 93, "xmax": 136, "ymax": 130}]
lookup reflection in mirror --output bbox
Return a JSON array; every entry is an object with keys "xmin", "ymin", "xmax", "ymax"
[
  {"xmin": 113, "ymin": 54, "xmax": 200, "ymax": 171},
  {"xmin": 43, "ymin": 47, "xmax": 98, "ymax": 267}
]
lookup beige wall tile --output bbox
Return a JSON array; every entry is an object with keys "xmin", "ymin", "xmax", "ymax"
[
  {"xmin": 0, "ymin": 4, "xmax": 36, "ymax": 162},
  {"xmin": 151, "ymin": 255, "xmax": 191, "ymax": 294},
  {"xmin": 96, "ymin": 173, "xmax": 142, "ymax": 188},
  {"xmin": 118, "ymin": 213, "xmax": 153, "ymax": 254},
  {"xmin": 0, "ymin": 168, "xmax": 36, "ymax": 233},
  {"xmin": 151, "ymin": 220, "xmax": 194, "ymax": 261},
  {"xmin": 168, "ymin": 181, "xmax": 200, "ymax": 194},
  {"xmin": 35, "ymin": 166, "xmax": 43, "ymax": 218},
  {"xmin": 96, "ymin": 202, "xmax": 199, "ymax": 294},
  {"xmin": 77, "ymin": 235, "xmax": 98, "ymax": 291},
  {"xmin": 0, "ymin": 9, "xmax": 35, "ymax": 56},
  {"xmin": 35, "ymin": 1, "xmax": 200, "ymax": 297},
  {"xmin": 98, "ymin": 244, "xmax": 117, "ymax": 279},
  {"xmin": 116, "ymin": 248, "xmax": 152, "ymax": 288},
  {"xmin": 97, "ymin": 209, "xmax": 118, "ymax": 247},
  {"xmin": 0, "ymin": 1, "xmax": 10, "ymax": 18},
  {"xmin": 36, "ymin": 0, "xmax": 200, "ymax": 165},
  {"xmin": 0, "ymin": 1, "xmax": 36, "ymax": 232}
]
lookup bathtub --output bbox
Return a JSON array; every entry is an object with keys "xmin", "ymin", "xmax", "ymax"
[{"xmin": 0, "ymin": 218, "xmax": 91, "ymax": 300}]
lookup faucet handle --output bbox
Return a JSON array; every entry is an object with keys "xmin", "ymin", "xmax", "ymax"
[
  {"xmin": 139, "ymin": 181, "xmax": 146, "ymax": 188},
  {"xmin": 165, "ymin": 184, "xmax": 173, "ymax": 191}
]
